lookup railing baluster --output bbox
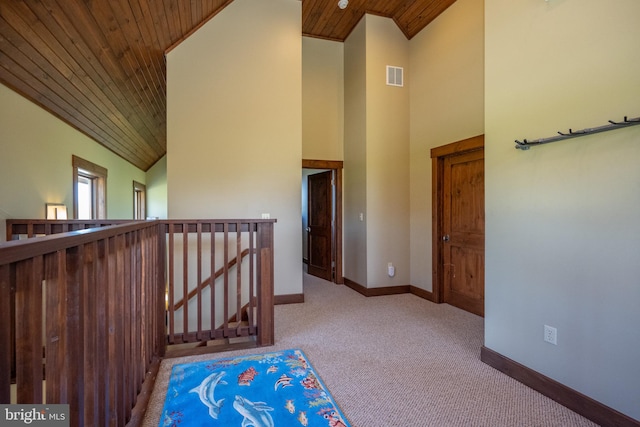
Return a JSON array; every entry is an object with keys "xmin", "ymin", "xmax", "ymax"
[
  {"xmin": 66, "ymin": 245, "xmax": 85, "ymax": 426},
  {"xmin": 156, "ymin": 223, "xmax": 166, "ymax": 358},
  {"xmin": 15, "ymin": 256, "xmax": 44, "ymax": 404},
  {"xmin": 114, "ymin": 235, "xmax": 126, "ymax": 426},
  {"xmin": 83, "ymin": 242, "xmax": 97, "ymax": 424},
  {"xmin": 249, "ymin": 222, "xmax": 255, "ymax": 329},
  {"xmin": 122, "ymin": 233, "xmax": 138, "ymax": 419},
  {"xmin": 210, "ymin": 222, "xmax": 216, "ymax": 334},
  {"xmin": 141, "ymin": 228, "xmax": 150, "ymax": 365},
  {"xmin": 182, "ymin": 224, "xmax": 189, "ymax": 339},
  {"xmin": 95, "ymin": 240, "xmax": 107, "ymax": 422},
  {"xmin": 236, "ymin": 222, "xmax": 242, "ymax": 333},
  {"xmin": 136, "ymin": 231, "xmax": 144, "ymax": 393},
  {"xmin": 130, "ymin": 231, "xmax": 140, "ymax": 406},
  {"xmin": 138, "ymin": 231, "xmax": 146, "ymax": 377},
  {"xmin": 0, "ymin": 264, "xmax": 13, "ymax": 403},
  {"xmin": 45, "ymin": 250, "xmax": 66, "ymax": 405},
  {"xmin": 197, "ymin": 223, "xmax": 203, "ymax": 340},
  {"xmin": 168, "ymin": 225, "xmax": 175, "ymax": 343},
  {"xmin": 223, "ymin": 223, "xmax": 229, "ymax": 333},
  {"xmin": 106, "ymin": 236, "xmax": 118, "ymax": 425}
]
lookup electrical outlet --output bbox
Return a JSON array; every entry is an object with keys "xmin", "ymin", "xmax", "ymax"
[{"xmin": 544, "ymin": 325, "xmax": 557, "ymax": 345}]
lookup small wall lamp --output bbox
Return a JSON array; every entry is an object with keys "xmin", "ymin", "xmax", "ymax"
[{"xmin": 46, "ymin": 203, "xmax": 67, "ymax": 219}]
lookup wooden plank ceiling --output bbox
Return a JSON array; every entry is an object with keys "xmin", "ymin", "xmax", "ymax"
[
  {"xmin": 303, "ymin": 0, "xmax": 457, "ymax": 41},
  {"xmin": 0, "ymin": 0, "xmax": 455, "ymax": 171}
]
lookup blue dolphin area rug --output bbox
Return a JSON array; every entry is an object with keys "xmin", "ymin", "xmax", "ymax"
[{"xmin": 159, "ymin": 348, "xmax": 351, "ymax": 427}]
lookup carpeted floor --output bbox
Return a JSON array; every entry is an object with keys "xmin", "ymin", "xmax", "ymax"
[{"xmin": 142, "ymin": 272, "xmax": 598, "ymax": 427}]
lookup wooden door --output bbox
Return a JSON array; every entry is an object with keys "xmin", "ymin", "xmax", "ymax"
[
  {"xmin": 307, "ymin": 171, "xmax": 333, "ymax": 280},
  {"xmin": 442, "ymin": 149, "xmax": 485, "ymax": 316}
]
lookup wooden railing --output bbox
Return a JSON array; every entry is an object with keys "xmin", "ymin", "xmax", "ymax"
[
  {"xmin": 6, "ymin": 219, "xmax": 136, "ymax": 241},
  {"xmin": 0, "ymin": 221, "xmax": 166, "ymax": 426},
  {"xmin": 163, "ymin": 220, "xmax": 275, "ymax": 348},
  {"xmin": 0, "ymin": 218, "xmax": 276, "ymax": 425}
]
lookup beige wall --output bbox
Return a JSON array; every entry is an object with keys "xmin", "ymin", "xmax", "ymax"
[
  {"xmin": 0, "ymin": 83, "xmax": 146, "ymax": 242},
  {"xmin": 302, "ymin": 37, "xmax": 344, "ymax": 161},
  {"xmin": 343, "ymin": 15, "xmax": 411, "ymax": 287},
  {"xmin": 485, "ymin": 0, "xmax": 640, "ymax": 419},
  {"xmin": 364, "ymin": 16, "xmax": 410, "ymax": 287},
  {"xmin": 343, "ymin": 19, "xmax": 368, "ymax": 285},
  {"xmin": 146, "ymin": 155, "xmax": 167, "ymax": 219},
  {"xmin": 408, "ymin": 0, "xmax": 485, "ymax": 291},
  {"xmin": 166, "ymin": 0, "xmax": 302, "ymax": 296}
]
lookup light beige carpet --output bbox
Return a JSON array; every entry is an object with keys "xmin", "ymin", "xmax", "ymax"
[{"xmin": 142, "ymin": 273, "xmax": 597, "ymax": 427}]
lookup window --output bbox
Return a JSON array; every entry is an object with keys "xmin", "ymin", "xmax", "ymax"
[
  {"xmin": 133, "ymin": 181, "xmax": 146, "ymax": 220},
  {"xmin": 72, "ymin": 155, "xmax": 107, "ymax": 219}
]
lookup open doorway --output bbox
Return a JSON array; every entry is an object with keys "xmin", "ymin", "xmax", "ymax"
[{"xmin": 302, "ymin": 160, "xmax": 343, "ymax": 284}]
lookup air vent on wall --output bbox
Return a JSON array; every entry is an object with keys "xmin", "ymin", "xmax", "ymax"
[{"xmin": 386, "ymin": 65, "xmax": 403, "ymax": 87}]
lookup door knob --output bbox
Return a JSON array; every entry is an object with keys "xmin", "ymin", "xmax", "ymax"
[
  {"xmin": 306, "ymin": 227, "xmax": 311, "ymax": 233},
  {"xmin": 442, "ymin": 234, "xmax": 450, "ymax": 242}
]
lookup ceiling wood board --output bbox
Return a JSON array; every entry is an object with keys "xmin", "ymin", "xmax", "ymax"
[{"xmin": 0, "ymin": 0, "xmax": 455, "ymax": 171}]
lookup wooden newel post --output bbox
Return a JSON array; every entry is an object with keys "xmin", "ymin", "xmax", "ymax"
[{"xmin": 256, "ymin": 221, "xmax": 275, "ymax": 347}]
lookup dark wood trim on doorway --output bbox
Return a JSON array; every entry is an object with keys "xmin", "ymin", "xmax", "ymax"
[
  {"xmin": 481, "ymin": 346, "xmax": 640, "ymax": 427},
  {"xmin": 430, "ymin": 135, "xmax": 484, "ymax": 304},
  {"xmin": 302, "ymin": 159, "xmax": 343, "ymax": 284}
]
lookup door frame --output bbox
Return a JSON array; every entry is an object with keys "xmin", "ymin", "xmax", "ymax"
[
  {"xmin": 430, "ymin": 135, "xmax": 484, "ymax": 304},
  {"xmin": 302, "ymin": 159, "xmax": 343, "ymax": 284}
]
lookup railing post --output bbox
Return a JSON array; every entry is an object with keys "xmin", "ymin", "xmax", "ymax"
[{"xmin": 256, "ymin": 221, "xmax": 274, "ymax": 347}]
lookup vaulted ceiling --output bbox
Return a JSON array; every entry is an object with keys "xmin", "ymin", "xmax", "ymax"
[{"xmin": 0, "ymin": 0, "xmax": 456, "ymax": 171}]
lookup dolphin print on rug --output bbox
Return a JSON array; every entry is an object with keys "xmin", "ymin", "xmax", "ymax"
[
  {"xmin": 189, "ymin": 371, "xmax": 227, "ymax": 419},
  {"xmin": 158, "ymin": 348, "xmax": 351, "ymax": 427}
]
